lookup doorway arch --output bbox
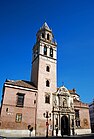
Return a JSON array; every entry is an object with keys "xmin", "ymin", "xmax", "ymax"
[{"xmin": 61, "ymin": 115, "xmax": 69, "ymax": 136}]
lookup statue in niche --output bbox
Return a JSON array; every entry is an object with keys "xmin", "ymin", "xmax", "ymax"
[
  {"xmin": 63, "ymin": 98, "xmax": 67, "ymax": 108},
  {"xmin": 54, "ymin": 98, "xmax": 57, "ymax": 106}
]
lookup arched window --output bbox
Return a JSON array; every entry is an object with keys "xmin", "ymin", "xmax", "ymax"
[
  {"xmin": 44, "ymin": 45, "xmax": 47, "ymax": 55},
  {"xmin": 42, "ymin": 33, "xmax": 45, "ymax": 38},
  {"xmin": 46, "ymin": 80, "xmax": 50, "ymax": 87},
  {"xmin": 50, "ymin": 47, "xmax": 53, "ymax": 57},
  {"xmin": 47, "ymin": 33, "xmax": 49, "ymax": 40},
  {"xmin": 46, "ymin": 66, "xmax": 50, "ymax": 72},
  {"xmin": 45, "ymin": 94, "xmax": 50, "ymax": 104}
]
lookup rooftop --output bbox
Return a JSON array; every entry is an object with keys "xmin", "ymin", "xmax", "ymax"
[{"xmin": 5, "ymin": 79, "xmax": 37, "ymax": 90}]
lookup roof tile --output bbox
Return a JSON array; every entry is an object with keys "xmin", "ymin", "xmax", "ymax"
[{"xmin": 5, "ymin": 79, "xmax": 37, "ymax": 90}]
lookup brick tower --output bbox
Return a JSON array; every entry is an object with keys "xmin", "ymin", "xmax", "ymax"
[{"xmin": 31, "ymin": 22, "xmax": 57, "ymax": 136}]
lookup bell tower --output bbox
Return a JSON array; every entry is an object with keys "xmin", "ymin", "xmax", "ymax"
[{"xmin": 31, "ymin": 22, "xmax": 57, "ymax": 136}]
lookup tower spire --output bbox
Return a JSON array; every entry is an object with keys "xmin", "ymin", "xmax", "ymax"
[{"xmin": 41, "ymin": 22, "xmax": 51, "ymax": 31}]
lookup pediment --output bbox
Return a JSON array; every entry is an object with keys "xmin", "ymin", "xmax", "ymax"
[{"xmin": 57, "ymin": 86, "xmax": 70, "ymax": 97}]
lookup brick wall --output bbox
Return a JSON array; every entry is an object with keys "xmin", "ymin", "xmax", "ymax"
[{"xmin": 0, "ymin": 86, "xmax": 37, "ymax": 130}]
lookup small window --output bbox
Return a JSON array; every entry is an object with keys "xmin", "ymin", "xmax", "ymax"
[
  {"xmin": 46, "ymin": 66, "xmax": 50, "ymax": 72},
  {"xmin": 6, "ymin": 108, "xmax": 8, "ymax": 112},
  {"xmin": 44, "ymin": 45, "xmax": 47, "ymax": 55},
  {"xmin": 46, "ymin": 80, "xmax": 50, "ymax": 87},
  {"xmin": 16, "ymin": 113, "xmax": 22, "ymax": 123},
  {"xmin": 42, "ymin": 33, "xmax": 45, "ymax": 38},
  {"xmin": 47, "ymin": 33, "xmax": 49, "ymax": 40},
  {"xmin": 34, "ymin": 100, "xmax": 36, "ymax": 104},
  {"xmin": 50, "ymin": 47, "xmax": 53, "ymax": 57},
  {"xmin": 16, "ymin": 93, "xmax": 25, "ymax": 107},
  {"xmin": 45, "ymin": 94, "xmax": 50, "ymax": 104}
]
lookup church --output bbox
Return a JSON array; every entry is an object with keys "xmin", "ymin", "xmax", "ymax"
[{"xmin": 0, "ymin": 23, "xmax": 91, "ymax": 137}]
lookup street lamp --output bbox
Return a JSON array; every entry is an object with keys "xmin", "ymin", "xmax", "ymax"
[{"xmin": 43, "ymin": 111, "xmax": 51, "ymax": 137}]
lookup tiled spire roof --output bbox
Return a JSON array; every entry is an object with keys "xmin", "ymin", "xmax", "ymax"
[{"xmin": 41, "ymin": 22, "xmax": 51, "ymax": 31}]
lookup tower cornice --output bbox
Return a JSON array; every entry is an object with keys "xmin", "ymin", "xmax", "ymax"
[
  {"xmin": 35, "ymin": 38, "xmax": 57, "ymax": 47},
  {"xmin": 32, "ymin": 53, "xmax": 57, "ymax": 64}
]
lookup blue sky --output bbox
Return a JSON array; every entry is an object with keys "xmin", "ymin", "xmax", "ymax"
[{"xmin": 0, "ymin": 0, "xmax": 94, "ymax": 104}]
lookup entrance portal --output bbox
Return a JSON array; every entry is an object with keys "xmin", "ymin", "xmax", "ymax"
[{"xmin": 61, "ymin": 115, "xmax": 69, "ymax": 136}]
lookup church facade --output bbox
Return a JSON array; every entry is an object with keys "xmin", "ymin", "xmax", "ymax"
[{"xmin": 0, "ymin": 23, "xmax": 91, "ymax": 137}]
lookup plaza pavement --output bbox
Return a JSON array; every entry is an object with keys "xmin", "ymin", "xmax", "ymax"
[{"xmin": 0, "ymin": 134, "xmax": 94, "ymax": 139}]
